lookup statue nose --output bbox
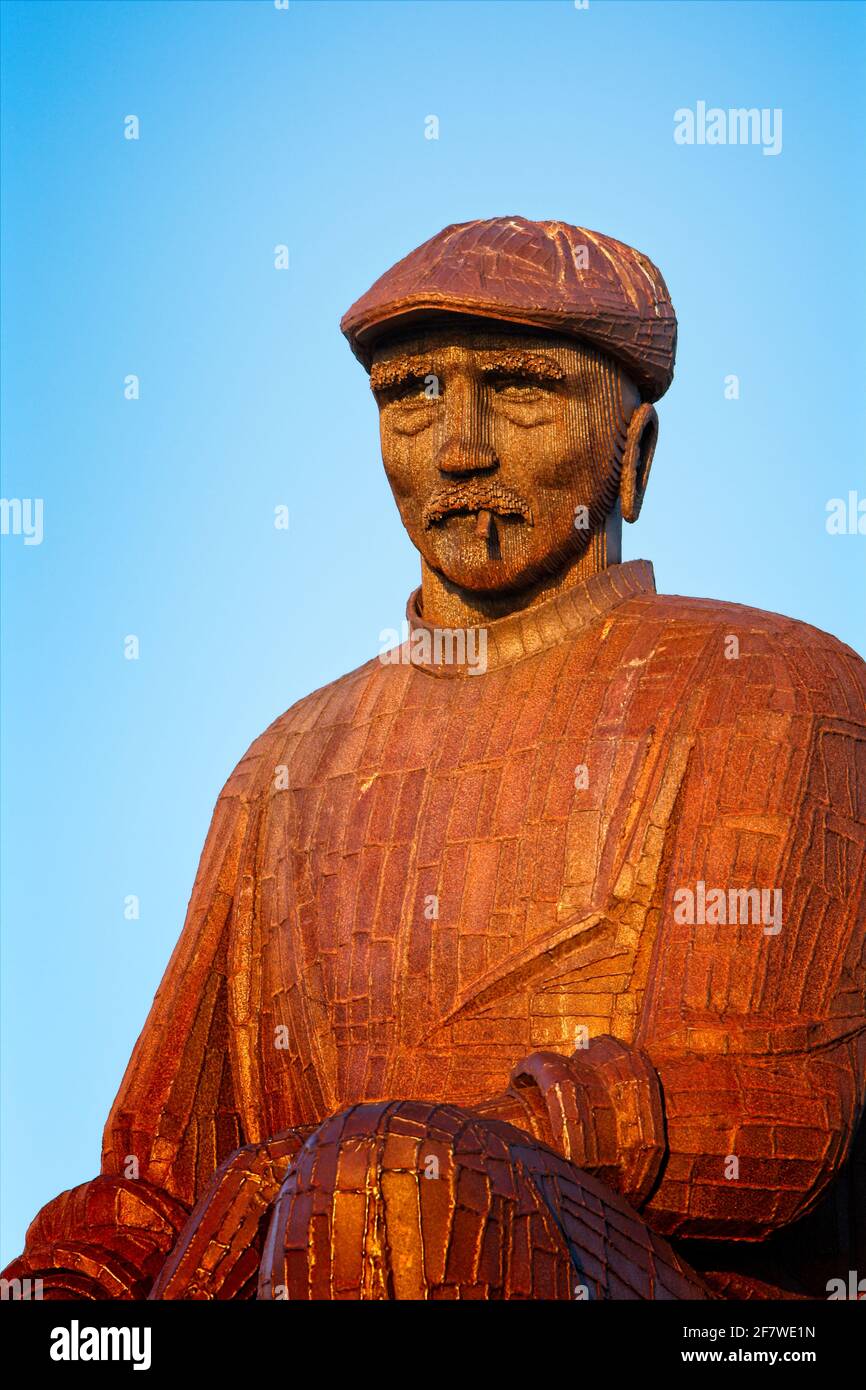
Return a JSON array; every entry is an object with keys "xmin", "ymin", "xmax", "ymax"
[
  {"xmin": 434, "ymin": 384, "xmax": 498, "ymax": 475},
  {"xmin": 435, "ymin": 437, "xmax": 499, "ymax": 475}
]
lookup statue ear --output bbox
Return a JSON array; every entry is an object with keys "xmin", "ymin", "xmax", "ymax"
[{"xmin": 620, "ymin": 403, "xmax": 658, "ymax": 524}]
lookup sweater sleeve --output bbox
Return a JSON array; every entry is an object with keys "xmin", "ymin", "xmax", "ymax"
[
  {"xmin": 101, "ymin": 734, "xmax": 273, "ymax": 1206},
  {"xmin": 638, "ymin": 649, "xmax": 866, "ymax": 1240},
  {"xmin": 2, "ymin": 733, "xmax": 271, "ymax": 1298}
]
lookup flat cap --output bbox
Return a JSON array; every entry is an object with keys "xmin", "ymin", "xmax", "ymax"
[{"xmin": 341, "ymin": 216, "xmax": 677, "ymax": 402}]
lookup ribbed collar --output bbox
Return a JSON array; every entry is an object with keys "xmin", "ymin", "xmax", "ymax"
[{"xmin": 405, "ymin": 559, "xmax": 655, "ymax": 677}]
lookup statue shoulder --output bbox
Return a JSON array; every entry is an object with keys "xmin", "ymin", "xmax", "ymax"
[
  {"xmin": 217, "ymin": 654, "xmax": 394, "ymax": 806},
  {"xmin": 636, "ymin": 593, "xmax": 866, "ymax": 871},
  {"xmin": 643, "ymin": 590, "xmax": 866, "ymax": 719}
]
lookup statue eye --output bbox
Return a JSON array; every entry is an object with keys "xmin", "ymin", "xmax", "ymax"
[
  {"xmin": 491, "ymin": 376, "xmax": 545, "ymax": 399},
  {"xmin": 372, "ymin": 369, "xmax": 439, "ymax": 405},
  {"xmin": 381, "ymin": 377, "xmax": 439, "ymax": 408},
  {"xmin": 397, "ymin": 382, "xmax": 431, "ymax": 401}
]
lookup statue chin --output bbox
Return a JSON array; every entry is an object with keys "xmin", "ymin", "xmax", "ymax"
[
  {"xmin": 423, "ymin": 555, "xmax": 540, "ymax": 599},
  {"xmin": 421, "ymin": 532, "xmax": 586, "ymax": 603}
]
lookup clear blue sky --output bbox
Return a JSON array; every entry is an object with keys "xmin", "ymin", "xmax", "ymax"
[{"xmin": 2, "ymin": 0, "xmax": 864, "ymax": 1264}]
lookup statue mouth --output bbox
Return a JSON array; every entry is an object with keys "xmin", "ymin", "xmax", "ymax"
[{"xmin": 422, "ymin": 483, "xmax": 533, "ymax": 530}]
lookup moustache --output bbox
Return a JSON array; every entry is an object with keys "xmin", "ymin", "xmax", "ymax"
[{"xmin": 422, "ymin": 482, "xmax": 533, "ymax": 530}]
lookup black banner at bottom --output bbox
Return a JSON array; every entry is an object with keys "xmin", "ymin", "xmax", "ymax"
[{"xmin": 2, "ymin": 1295, "xmax": 862, "ymax": 1378}]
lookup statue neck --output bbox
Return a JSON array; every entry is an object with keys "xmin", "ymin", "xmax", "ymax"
[{"xmin": 419, "ymin": 509, "xmax": 622, "ymax": 628}]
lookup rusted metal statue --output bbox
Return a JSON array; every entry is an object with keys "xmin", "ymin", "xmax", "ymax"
[{"xmin": 6, "ymin": 218, "xmax": 864, "ymax": 1300}]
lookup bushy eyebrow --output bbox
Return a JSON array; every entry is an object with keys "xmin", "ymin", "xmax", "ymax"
[
  {"xmin": 479, "ymin": 351, "xmax": 564, "ymax": 381},
  {"xmin": 369, "ymin": 360, "xmax": 434, "ymax": 392},
  {"xmin": 369, "ymin": 349, "xmax": 564, "ymax": 392}
]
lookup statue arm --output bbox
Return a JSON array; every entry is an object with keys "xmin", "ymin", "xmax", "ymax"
[
  {"xmin": 638, "ymin": 699, "xmax": 866, "ymax": 1240},
  {"xmin": 3, "ymin": 734, "xmax": 271, "ymax": 1298},
  {"xmin": 100, "ymin": 761, "xmax": 257, "ymax": 1204},
  {"xmin": 474, "ymin": 689, "xmax": 866, "ymax": 1243},
  {"xmin": 639, "ymin": 1036, "xmax": 864, "ymax": 1240}
]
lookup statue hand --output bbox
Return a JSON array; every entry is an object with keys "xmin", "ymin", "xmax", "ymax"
[
  {"xmin": 1, "ymin": 1176, "xmax": 188, "ymax": 1299},
  {"xmin": 506, "ymin": 1036, "xmax": 667, "ymax": 1209}
]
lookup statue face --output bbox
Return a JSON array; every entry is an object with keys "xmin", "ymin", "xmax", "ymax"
[{"xmin": 370, "ymin": 324, "xmax": 641, "ymax": 596}]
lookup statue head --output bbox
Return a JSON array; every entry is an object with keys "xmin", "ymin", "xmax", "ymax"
[{"xmin": 342, "ymin": 217, "xmax": 676, "ymax": 608}]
